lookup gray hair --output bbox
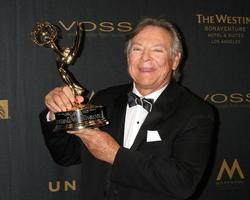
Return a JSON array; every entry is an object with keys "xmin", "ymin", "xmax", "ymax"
[{"xmin": 125, "ymin": 17, "xmax": 184, "ymax": 81}]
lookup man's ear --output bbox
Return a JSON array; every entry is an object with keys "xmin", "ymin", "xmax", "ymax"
[{"xmin": 172, "ymin": 52, "xmax": 181, "ymax": 71}]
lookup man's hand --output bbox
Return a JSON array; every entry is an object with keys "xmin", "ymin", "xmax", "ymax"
[
  {"xmin": 44, "ymin": 86, "xmax": 84, "ymax": 120},
  {"xmin": 69, "ymin": 128, "xmax": 120, "ymax": 165}
]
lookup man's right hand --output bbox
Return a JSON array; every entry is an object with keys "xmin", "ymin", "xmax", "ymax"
[{"xmin": 44, "ymin": 86, "xmax": 84, "ymax": 121}]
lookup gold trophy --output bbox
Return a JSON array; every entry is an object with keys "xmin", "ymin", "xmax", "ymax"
[{"xmin": 31, "ymin": 21, "xmax": 109, "ymax": 131}]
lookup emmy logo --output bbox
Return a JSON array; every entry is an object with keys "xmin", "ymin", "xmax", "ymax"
[{"xmin": 31, "ymin": 21, "xmax": 109, "ymax": 131}]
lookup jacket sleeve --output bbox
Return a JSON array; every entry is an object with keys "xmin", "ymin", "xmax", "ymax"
[
  {"xmin": 38, "ymin": 89, "xmax": 112, "ymax": 167},
  {"xmin": 110, "ymin": 111, "xmax": 215, "ymax": 199},
  {"xmin": 39, "ymin": 109, "xmax": 83, "ymax": 166}
]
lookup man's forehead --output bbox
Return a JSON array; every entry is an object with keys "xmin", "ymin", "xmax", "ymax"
[{"xmin": 130, "ymin": 42, "xmax": 168, "ymax": 48}]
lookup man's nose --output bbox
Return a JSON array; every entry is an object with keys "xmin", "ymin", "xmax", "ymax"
[{"xmin": 141, "ymin": 49, "xmax": 151, "ymax": 61}]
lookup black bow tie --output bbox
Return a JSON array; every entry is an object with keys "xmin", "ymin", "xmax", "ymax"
[{"xmin": 127, "ymin": 91, "xmax": 154, "ymax": 112}]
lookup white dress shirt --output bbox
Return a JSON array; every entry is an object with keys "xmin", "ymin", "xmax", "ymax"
[{"xmin": 123, "ymin": 84, "xmax": 167, "ymax": 149}]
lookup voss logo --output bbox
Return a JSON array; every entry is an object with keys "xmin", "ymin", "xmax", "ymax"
[{"xmin": 59, "ymin": 20, "xmax": 133, "ymax": 33}]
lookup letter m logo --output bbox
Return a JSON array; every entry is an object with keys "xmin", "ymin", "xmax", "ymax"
[
  {"xmin": 216, "ymin": 159, "xmax": 245, "ymax": 181},
  {"xmin": 0, "ymin": 100, "xmax": 8, "ymax": 119}
]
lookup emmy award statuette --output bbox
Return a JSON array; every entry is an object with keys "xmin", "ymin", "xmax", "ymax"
[{"xmin": 31, "ymin": 21, "xmax": 109, "ymax": 131}]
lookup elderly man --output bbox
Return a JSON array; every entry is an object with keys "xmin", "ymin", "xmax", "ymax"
[{"xmin": 40, "ymin": 17, "xmax": 215, "ymax": 200}]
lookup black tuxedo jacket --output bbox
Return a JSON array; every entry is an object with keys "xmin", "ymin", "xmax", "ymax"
[{"xmin": 40, "ymin": 81, "xmax": 215, "ymax": 200}]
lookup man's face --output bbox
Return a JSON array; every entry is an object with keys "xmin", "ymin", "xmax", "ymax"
[{"xmin": 127, "ymin": 25, "xmax": 181, "ymax": 96}]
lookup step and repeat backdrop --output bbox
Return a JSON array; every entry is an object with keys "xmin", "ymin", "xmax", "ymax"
[{"xmin": 0, "ymin": 0, "xmax": 249, "ymax": 199}]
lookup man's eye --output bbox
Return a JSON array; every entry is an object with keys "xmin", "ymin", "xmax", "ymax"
[
  {"xmin": 153, "ymin": 48, "xmax": 164, "ymax": 53},
  {"xmin": 132, "ymin": 47, "xmax": 142, "ymax": 51}
]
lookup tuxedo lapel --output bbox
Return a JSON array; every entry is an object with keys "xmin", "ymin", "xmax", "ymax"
[
  {"xmin": 108, "ymin": 85, "xmax": 132, "ymax": 145},
  {"xmin": 130, "ymin": 81, "xmax": 182, "ymax": 150}
]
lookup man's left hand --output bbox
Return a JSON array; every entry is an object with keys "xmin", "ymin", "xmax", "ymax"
[{"xmin": 68, "ymin": 128, "xmax": 120, "ymax": 165}]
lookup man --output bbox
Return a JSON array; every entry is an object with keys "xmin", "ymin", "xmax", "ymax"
[{"xmin": 40, "ymin": 18, "xmax": 215, "ymax": 200}]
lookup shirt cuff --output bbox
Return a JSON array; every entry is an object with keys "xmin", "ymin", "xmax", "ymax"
[{"xmin": 46, "ymin": 111, "xmax": 54, "ymax": 122}]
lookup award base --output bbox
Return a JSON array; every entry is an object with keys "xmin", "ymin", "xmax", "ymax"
[{"xmin": 53, "ymin": 104, "xmax": 109, "ymax": 132}]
